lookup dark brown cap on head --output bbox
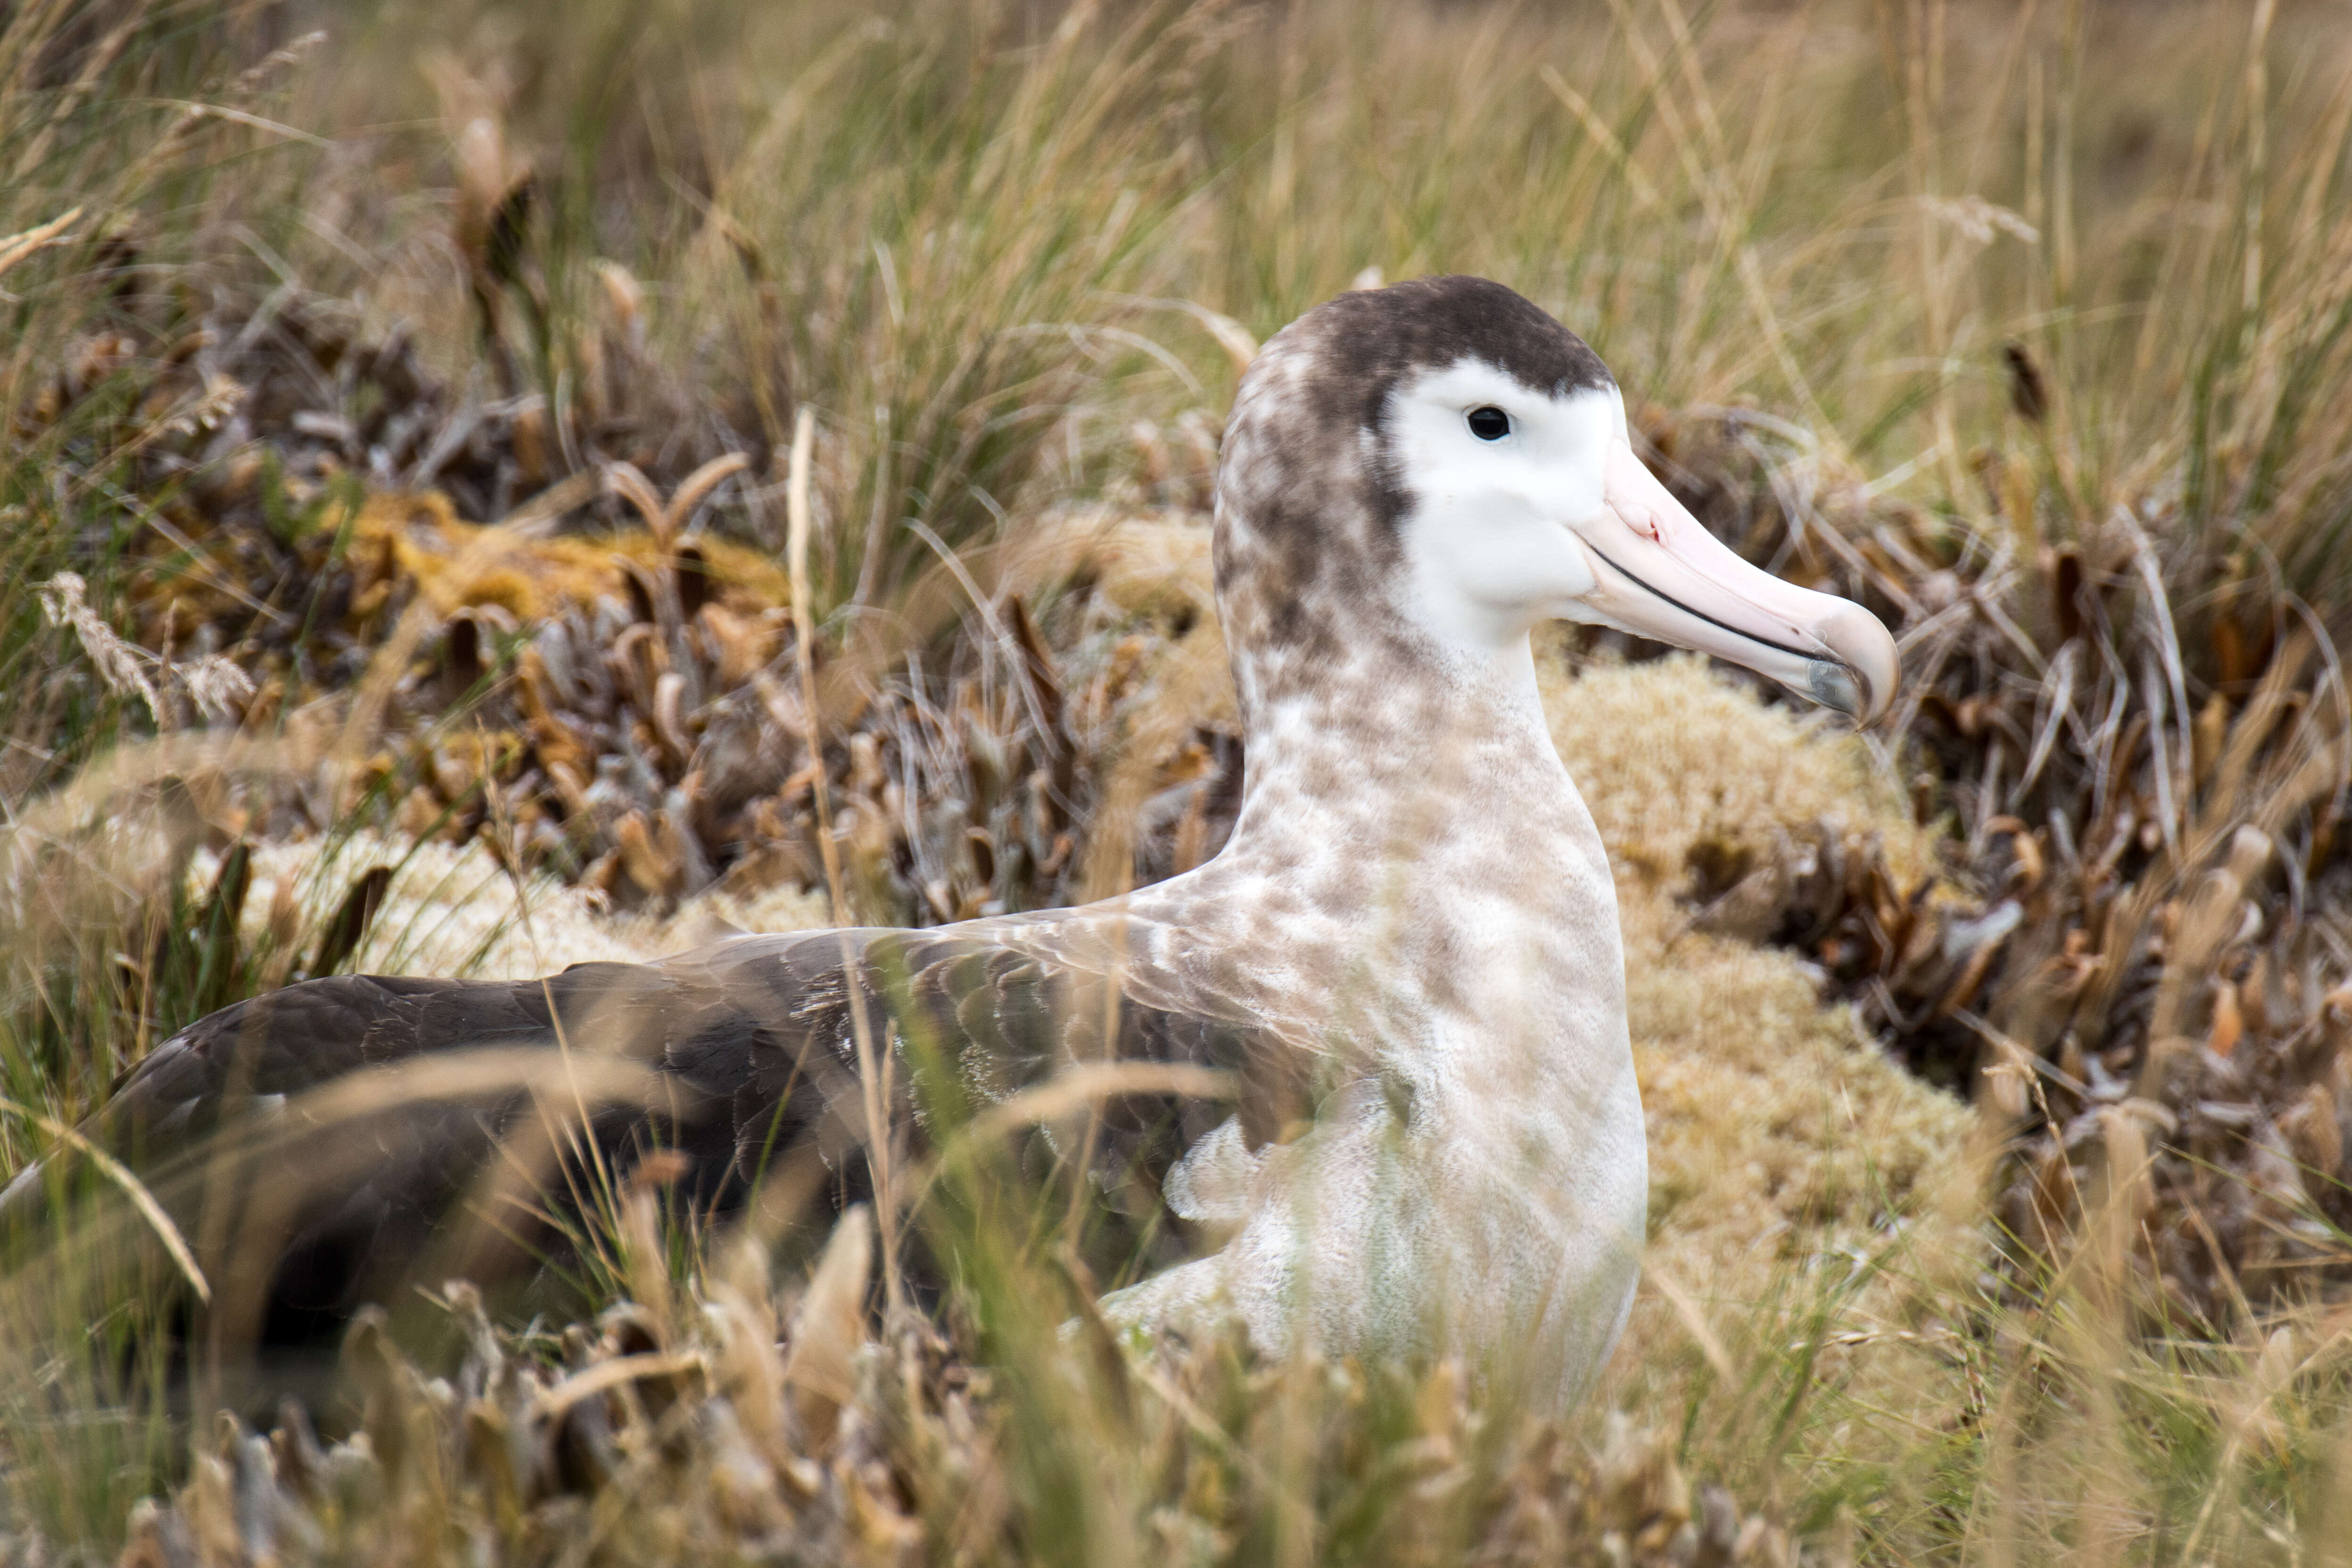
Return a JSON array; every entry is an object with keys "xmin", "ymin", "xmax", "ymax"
[
  {"xmin": 1300, "ymin": 275, "xmax": 1614, "ymax": 435},
  {"xmin": 1225, "ymin": 276, "xmax": 1614, "ymax": 541},
  {"xmin": 1212, "ymin": 276, "xmax": 1615, "ymax": 716}
]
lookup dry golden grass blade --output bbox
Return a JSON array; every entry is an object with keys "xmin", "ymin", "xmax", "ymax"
[
  {"xmin": 782, "ymin": 1203, "xmax": 872, "ymax": 1435},
  {"xmin": 593, "ymin": 256, "xmax": 645, "ymax": 336},
  {"xmin": 785, "ymin": 407, "xmax": 842, "ymax": 924},
  {"xmin": 482, "ymin": 469, "xmax": 598, "ymax": 534},
  {"xmin": 705, "ymin": 1241, "xmax": 791, "ymax": 1466},
  {"xmin": 2143, "ymin": 829, "xmax": 2269, "ymax": 1069},
  {"xmin": 2179, "ymin": 1322, "xmax": 2302, "ymax": 1564},
  {"xmin": 601, "ymin": 461, "xmax": 669, "ymax": 542},
  {"xmin": 0, "ymin": 204, "xmax": 82, "ymax": 283},
  {"xmin": 532, "ymin": 1350, "xmax": 706, "ymax": 1423},
  {"xmin": 276, "ymin": 1045, "xmax": 665, "ymax": 1133},
  {"xmin": 1638, "ymin": 1259, "xmax": 1737, "ymax": 1385},
  {"xmin": 963, "ymin": 1062, "xmax": 1234, "ymax": 1145},
  {"xmin": 1177, "ymin": 301, "xmax": 1257, "ymax": 373},
  {"xmin": 886, "ymin": 1061, "xmax": 1240, "ymax": 1229},
  {"xmin": 2211, "ymin": 626, "xmax": 2319, "ymax": 822},
  {"xmin": 1598, "ymin": 0, "xmax": 1838, "ymax": 452},
  {"xmin": 1538, "ymin": 65, "xmax": 1661, "ymax": 213},
  {"xmin": 4, "ymin": 6, "xmax": 140, "ymax": 183},
  {"xmin": 664, "ymin": 451, "xmax": 750, "ymax": 537},
  {"xmin": 0, "ymin": 1094, "xmax": 208, "ymax": 1304},
  {"xmin": 784, "ymin": 403, "xmax": 901, "ymax": 1313}
]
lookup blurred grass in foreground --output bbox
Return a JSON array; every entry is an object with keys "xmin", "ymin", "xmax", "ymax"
[{"xmin": 5, "ymin": 0, "xmax": 2352, "ymax": 1561}]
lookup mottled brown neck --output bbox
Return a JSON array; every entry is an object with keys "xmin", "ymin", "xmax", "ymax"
[
  {"xmin": 1216, "ymin": 631, "xmax": 1569, "ymax": 868},
  {"xmin": 1200, "ymin": 275, "xmax": 1616, "ymax": 924}
]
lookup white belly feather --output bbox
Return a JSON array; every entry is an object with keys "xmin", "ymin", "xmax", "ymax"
[{"xmin": 1103, "ymin": 867, "xmax": 1648, "ymax": 1404}]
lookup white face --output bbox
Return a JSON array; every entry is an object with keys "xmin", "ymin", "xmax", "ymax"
[
  {"xmin": 1385, "ymin": 357, "xmax": 1899, "ymax": 722},
  {"xmin": 1389, "ymin": 363, "xmax": 1625, "ymax": 652}
]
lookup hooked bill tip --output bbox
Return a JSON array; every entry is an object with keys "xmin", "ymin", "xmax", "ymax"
[
  {"xmin": 1807, "ymin": 661, "xmax": 1867, "ymax": 721},
  {"xmin": 1812, "ymin": 604, "xmax": 1899, "ymax": 724}
]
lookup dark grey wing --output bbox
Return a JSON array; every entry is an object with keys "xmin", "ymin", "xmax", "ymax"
[
  {"xmin": 80, "ymin": 973, "xmax": 566, "ymax": 1157},
  {"xmin": 865, "ymin": 925, "xmax": 1315, "ymax": 1152},
  {"xmin": 4, "ymin": 947, "xmax": 887, "ymax": 1347},
  {"xmin": 660, "ymin": 920, "xmax": 1321, "ymax": 1187},
  {"xmin": 55, "ymin": 937, "xmax": 890, "ymax": 1181},
  {"xmin": 808, "ymin": 921, "xmax": 1315, "ymax": 1286},
  {"xmin": 6, "ymin": 919, "xmax": 1311, "ymax": 1342}
]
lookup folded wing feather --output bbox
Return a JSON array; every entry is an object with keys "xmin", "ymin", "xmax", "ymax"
[{"xmin": 7, "ymin": 914, "xmax": 1321, "ymax": 1340}]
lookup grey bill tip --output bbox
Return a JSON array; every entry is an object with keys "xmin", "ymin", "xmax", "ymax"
[{"xmin": 1807, "ymin": 660, "xmax": 1868, "ymax": 719}]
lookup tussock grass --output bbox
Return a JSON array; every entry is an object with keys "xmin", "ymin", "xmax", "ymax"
[{"xmin": 5, "ymin": 0, "xmax": 2352, "ymax": 1562}]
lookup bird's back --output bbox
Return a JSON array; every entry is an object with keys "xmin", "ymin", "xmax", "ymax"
[{"xmin": 4, "ymin": 915, "xmax": 1290, "ymax": 1375}]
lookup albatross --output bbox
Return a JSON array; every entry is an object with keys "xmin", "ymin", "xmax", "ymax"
[{"xmin": 11, "ymin": 276, "xmax": 1897, "ymax": 1404}]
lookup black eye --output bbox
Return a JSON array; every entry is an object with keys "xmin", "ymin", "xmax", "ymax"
[{"xmin": 1467, "ymin": 406, "xmax": 1510, "ymax": 440}]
